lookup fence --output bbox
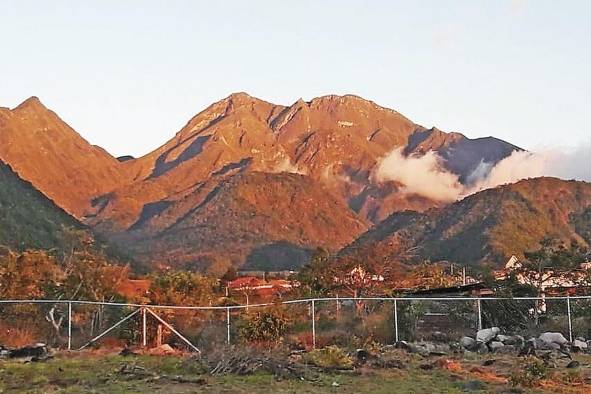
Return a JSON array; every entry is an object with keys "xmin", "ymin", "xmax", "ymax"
[{"xmin": 1, "ymin": 296, "xmax": 590, "ymax": 353}]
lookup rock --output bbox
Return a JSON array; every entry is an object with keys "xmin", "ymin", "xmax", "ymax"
[
  {"xmin": 476, "ymin": 342, "xmax": 489, "ymax": 354},
  {"xmin": 572, "ymin": 339, "xmax": 587, "ymax": 352},
  {"xmin": 430, "ymin": 344, "xmax": 450, "ymax": 356},
  {"xmin": 535, "ymin": 338, "xmax": 554, "ymax": 350},
  {"xmin": 566, "ymin": 360, "xmax": 580, "ymax": 369},
  {"xmin": 539, "ymin": 332, "xmax": 568, "ymax": 345},
  {"xmin": 482, "ymin": 359, "xmax": 496, "ymax": 366},
  {"xmin": 395, "ymin": 341, "xmax": 411, "ymax": 351},
  {"xmin": 9, "ymin": 343, "xmax": 51, "ymax": 360},
  {"xmin": 496, "ymin": 335, "xmax": 510, "ymax": 343},
  {"xmin": 476, "ymin": 327, "xmax": 500, "ymax": 343},
  {"xmin": 460, "ymin": 336, "xmax": 476, "ymax": 349},
  {"xmin": 518, "ymin": 340, "xmax": 536, "ymax": 357},
  {"xmin": 489, "ymin": 341, "xmax": 505, "ymax": 352}
]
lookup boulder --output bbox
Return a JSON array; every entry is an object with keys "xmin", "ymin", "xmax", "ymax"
[
  {"xmin": 496, "ymin": 335, "xmax": 510, "ymax": 343},
  {"xmin": 9, "ymin": 343, "xmax": 52, "ymax": 361},
  {"xmin": 489, "ymin": 341, "xmax": 505, "ymax": 352},
  {"xmin": 476, "ymin": 342, "xmax": 489, "ymax": 354},
  {"xmin": 572, "ymin": 339, "xmax": 587, "ymax": 352},
  {"xmin": 476, "ymin": 327, "xmax": 500, "ymax": 343},
  {"xmin": 539, "ymin": 332, "xmax": 568, "ymax": 345},
  {"xmin": 460, "ymin": 336, "xmax": 476, "ymax": 350}
]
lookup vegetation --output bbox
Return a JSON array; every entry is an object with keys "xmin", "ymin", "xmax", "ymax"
[
  {"xmin": 239, "ymin": 309, "xmax": 289, "ymax": 343},
  {"xmin": 303, "ymin": 345, "xmax": 353, "ymax": 369},
  {"xmin": 0, "ymin": 162, "xmax": 82, "ymax": 252}
]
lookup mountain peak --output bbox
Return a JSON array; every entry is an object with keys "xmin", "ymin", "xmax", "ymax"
[{"xmin": 14, "ymin": 96, "xmax": 47, "ymax": 112}]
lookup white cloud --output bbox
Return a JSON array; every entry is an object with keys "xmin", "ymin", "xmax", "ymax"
[
  {"xmin": 374, "ymin": 143, "xmax": 591, "ymax": 202},
  {"xmin": 373, "ymin": 148, "xmax": 463, "ymax": 202}
]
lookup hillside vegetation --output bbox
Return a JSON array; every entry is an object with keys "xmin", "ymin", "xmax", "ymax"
[
  {"xmin": 345, "ymin": 178, "xmax": 591, "ymax": 267},
  {"xmin": 0, "ymin": 161, "xmax": 82, "ymax": 251}
]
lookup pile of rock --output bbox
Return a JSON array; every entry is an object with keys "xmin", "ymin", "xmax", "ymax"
[
  {"xmin": 459, "ymin": 328, "xmax": 591, "ymax": 355},
  {"xmin": 0, "ymin": 343, "xmax": 53, "ymax": 362}
]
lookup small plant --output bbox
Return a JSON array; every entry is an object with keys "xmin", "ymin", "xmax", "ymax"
[
  {"xmin": 561, "ymin": 369, "xmax": 583, "ymax": 385},
  {"xmin": 239, "ymin": 309, "xmax": 289, "ymax": 343},
  {"xmin": 304, "ymin": 345, "xmax": 354, "ymax": 370},
  {"xmin": 509, "ymin": 358, "xmax": 548, "ymax": 388}
]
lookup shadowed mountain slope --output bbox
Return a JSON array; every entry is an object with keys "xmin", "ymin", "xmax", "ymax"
[{"xmin": 0, "ymin": 160, "xmax": 82, "ymax": 251}]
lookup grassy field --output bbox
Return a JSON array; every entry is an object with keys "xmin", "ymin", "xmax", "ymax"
[{"xmin": 0, "ymin": 351, "xmax": 589, "ymax": 393}]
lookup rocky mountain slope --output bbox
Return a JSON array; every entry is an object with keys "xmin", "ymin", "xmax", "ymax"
[
  {"xmin": 0, "ymin": 93, "xmax": 522, "ymax": 271},
  {"xmin": 0, "ymin": 160, "xmax": 82, "ymax": 251},
  {"xmin": 343, "ymin": 178, "xmax": 591, "ymax": 268},
  {"xmin": 0, "ymin": 98, "xmax": 128, "ymax": 217}
]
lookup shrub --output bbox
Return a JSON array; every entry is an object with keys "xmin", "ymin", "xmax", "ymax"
[
  {"xmin": 239, "ymin": 309, "xmax": 289, "ymax": 343},
  {"xmin": 509, "ymin": 358, "xmax": 548, "ymax": 388},
  {"xmin": 304, "ymin": 345, "xmax": 354, "ymax": 370}
]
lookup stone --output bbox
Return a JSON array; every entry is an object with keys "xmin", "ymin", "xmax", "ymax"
[
  {"xmin": 476, "ymin": 327, "xmax": 500, "ymax": 343},
  {"xmin": 572, "ymin": 339, "xmax": 587, "ymax": 351},
  {"xmin": 489, "ymin": 341, "xmax": 505, "ymax": 352},
  {"xmin": 539, "ymin": 332, "xmax": 568, "ymax": 345},
  {"xmin": 476, "ymin": 342, "xmax": 489, "ymax": 354},
  {"xmin": 460, "ymin": 336, "xmax": 476, "ymax": 349},
  {"xmin": 496, "ymin": 335, "xmax": 510, "ymax": 343},
  {"xmin": 567, "ymin": 360, "xmax": 580, "ymax": 369}
]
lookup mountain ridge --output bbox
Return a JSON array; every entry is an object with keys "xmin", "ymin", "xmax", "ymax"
[{"xmin": 0, "ymin": 93, "xmax": 527, "ymax": 271}]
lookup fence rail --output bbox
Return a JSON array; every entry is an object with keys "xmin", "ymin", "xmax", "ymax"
[{"xmin": 1, "ymin": 296, "xmax": 589, "ymax": 353}]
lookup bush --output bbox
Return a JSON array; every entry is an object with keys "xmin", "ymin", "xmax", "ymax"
[
  {"xmin": 239, "ymin": 309, "xmax": 289, "ymax": 343},
  {"xmin": 509, "ymin": 358, "xmax": 548, "ymax": 387},
  {"xmin": 304, "ymin": 345, "xmax": 353, "ymax": 370}
]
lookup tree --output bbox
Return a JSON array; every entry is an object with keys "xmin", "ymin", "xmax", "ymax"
[
  {"xmin": 296, "ymin": 248, "xmax": 337, "ymax": 296},
  {"xmin": 507, "ymin": 238, "xmax": 590, "ymax": 325},
  {"xmin": 516, "ymin": 239, "xmax": 589, "ymax": 295}
]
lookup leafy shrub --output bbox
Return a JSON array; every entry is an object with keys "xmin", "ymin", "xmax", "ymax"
[
  {"xmin": 239, "ymin": 309, "xmax": 289, "ymax": 343},
  {"xmin": 509, "ymin": 358, "xmax": 548, "ymax": 387},
  {"xmin": 304, "ymin": 345, "xmax": 353, "ymax": 370}
]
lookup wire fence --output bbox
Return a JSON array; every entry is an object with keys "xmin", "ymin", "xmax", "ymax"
[{"xmin": 1, "ymin": 296, "xmax": 590, "ymax": 353}]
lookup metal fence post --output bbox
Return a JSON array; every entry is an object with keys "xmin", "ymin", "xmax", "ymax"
[
  {"xmin": 226, "ymin": 307, "xmax": 231, "ymax": 345},
  {"xmin": 68, "ymin": 302, "xmax": 72, "ymax": 351},
  {"xmin": 142, "ymin": 307, "xmax": 147, "ymax": 347},
  {"xmin": 567, "ymin": 296, "xmax": 573, "ymax": 343},
  {"xmin": 311, "ymin": 300, "xmax": 316, "ymax": 349},
  {"xmin": 477, "ymin": 299, "xmax": 482, "ymax": 331},
  {"xmin": 394, "ymin": 299, "xmax": 399, "ymax": 343}
]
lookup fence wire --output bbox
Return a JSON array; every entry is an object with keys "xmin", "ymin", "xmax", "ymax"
[{"xmin": 0, "ymin": 296, "xmax": 589, "ymax": 352}]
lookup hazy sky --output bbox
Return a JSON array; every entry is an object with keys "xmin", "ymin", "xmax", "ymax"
[{"xmin": 1, "ymin": 1, "xmax": 590, "ymax": 157}]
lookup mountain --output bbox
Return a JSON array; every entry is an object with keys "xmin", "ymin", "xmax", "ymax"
[
  {"xmin": 1, "ymin": 93, "xmax": 522, "ymax": 271},
  {"xmin": 343, "ymin": 178, "xmax": 591, "ymax": 268},
  {"xmin": 0, "ymin": 160, "xmax": 82, "ymax": 251},
  {"xmin": 0, "ymin": 97, "xmax": 127, "ymax": 217},
  {"xmin": 112, "ymin": 171, "xmax": 368, "ymax": 274}
]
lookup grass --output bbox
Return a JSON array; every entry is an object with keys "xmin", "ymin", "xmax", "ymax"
[
  {"xmin": 0, "ymin": 353, "xmax": 471, "ymax": 394},
  {"xmin": 0, "ymin": 352, "xmax": 589, "ymax": 393}
]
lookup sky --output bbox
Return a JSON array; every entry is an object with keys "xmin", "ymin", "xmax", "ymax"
[{"xmin": 1, "ymin": 0, "xmax": 590, "ymax": 158}]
